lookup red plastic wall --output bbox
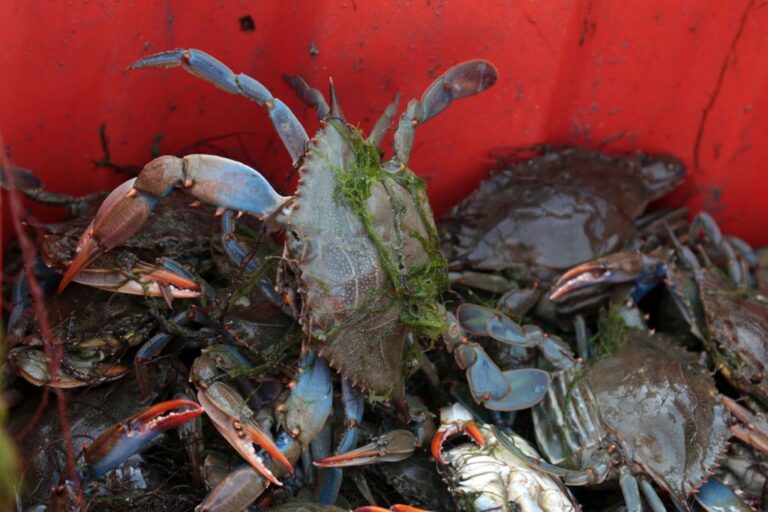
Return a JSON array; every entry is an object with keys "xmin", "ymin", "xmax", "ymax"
[{"xmin": 1, "ymin": 1, "xmax": 767, "ymax": 247}]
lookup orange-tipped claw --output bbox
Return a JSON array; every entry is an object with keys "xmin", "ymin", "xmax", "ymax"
[
  {"xmin": 130, "ymin": 399, "xmax": 204, "ymax": 431},
  {"xmin": 549, "ymin": 251, "xmax": 650, "ymax": 301},
  {"xmin": 70, "ymin": 260, "xmax": 201, "ymax": 300},
  {"xmin": 58, "ymin": 236, "xmax": 101, "ymax": 292},
  {"xmin": 314, "ymin": 430, "xmax": 416, "ymax": 468},
  {"xmin": 431, "ymin": 403, "xmax": 486, "ymax": 464},
  {"xmin": 197, "ymin": 386, "xmax": 291, "ymax": 487},
  {"xmin": 84, "ymin": 399, "xmax": 203, "ymax": 479},
  {"xmin": 59, "ymin": 178, "xmax": 157, "ymax": 292},
  {"xmin": 549, "ymin": 261, "xmax": 610, "ymax": 301},
  {"xmin": 240, "ymin": 420, "xmax": 295, "ymax": 476},
  {"xmin": 465, "ymin": 421, "xmax": 486, "ymax": 448}
]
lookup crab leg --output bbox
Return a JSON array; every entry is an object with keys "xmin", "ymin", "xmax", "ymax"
[
  {"xmin": 638, "ymin": 479, "xmax": 667, "ymax": 512},
  {"xmin": 490, "ymin": 425, "xmax": 610, "ymax": 486},
  {"xmin": 387, "ymin": 60, "xmax": 497, "ymax": 171},
  {"xmin": 722, "ymin": 396, "xmax": 768, "ymax": 454},
  {"xmin": 219, "ymin": 210, "xmax": 292, "ymax": 313},
  {"xmin": 618, "ymin": 467, "xmax": 642, "ymax": 512},
  {"xmin": 689, "ymin": 212, "xmax": 748, "ymax": 287},
  {"xmin": 131, "ymin": 49, "xmax": 309, "ymax": 165},
  {"xmin": 83, "ymin": 399, "xmax": 203, "ymax": 480},
  {"xmin": 315, "ymin": 378, "xmax": 365, "ymax": 504},
  {"xmin": 368, "ymin": 93, "xmax": 401, "ymax": 147},
  {"xmin": 59, "ymin": 155, "xmax": 289, "ymax": 291},
  {"xmin": 0, "ymin": 165, "xmax": 96, "ymax": 214}
]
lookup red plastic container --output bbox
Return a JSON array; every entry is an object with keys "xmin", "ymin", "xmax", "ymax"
[{"xmin": 2, "ymin": 1, "xmax": 767, "ymax": 248}]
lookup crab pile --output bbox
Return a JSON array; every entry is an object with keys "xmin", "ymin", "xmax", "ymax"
[{"xmin": 2, "ymin": 49, "xmax": 767, "ymax": 512}]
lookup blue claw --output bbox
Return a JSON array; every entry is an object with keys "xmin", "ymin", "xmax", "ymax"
[
  {"xmin": 694, "ymin": 477, "xmax": 752, "ymax": 511},
  {"xmin": 130, "ymin": 48, "xmax": 309, "ymax": 164},
  {"xmin": 315, "ymin": 379, "xmax": 365, "ymax": 505},
  {"xmin": 483, "ymin": 370, "xmax": 550, "ymax": 411},
  {"xmin": 455, "ymin": 344, "xmax": 548, "ymax": 411},
  {"xmin": 146, "ymin": 154, "xmax": 287, "ymax": 216},
  {"xmin": 279, "ymin": 351, "xmax": 333, "ymax": 449},
  {"xmin": 457, "ymin": 304, "xmax": 534, "ymax": 347},
  {"xmin": 83, "ymin": 399, "xmax": 203, "ymax": 480}
]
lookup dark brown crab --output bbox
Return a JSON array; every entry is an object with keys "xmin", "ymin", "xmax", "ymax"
[
  {"xmin": 529, "ymin": 328, "xmax": 731, "ymax": 510},
  {"xmin": 442, "ymin": 148, "xmax": 685, "ymax": 287},
  {"xmin": 696, "ymin": 268, "xmax": 768, "ymax": 409},
  {"xmin": 8, "ymin": 285, "xmax": 157, "ymax": 388}
]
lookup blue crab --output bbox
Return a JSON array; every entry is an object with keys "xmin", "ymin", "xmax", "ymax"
[
  {"xmin": 54, "ymin": 49, "xmax": 552, "ymax": 417},
  {"xmin": 441, "ymin": 148, "xmax": 686, "ymax": 287},
  {"xmin": 526, "ymin": 328, "xmax": 743, "ymax": 511},
  {"xmin": 432, "ymin": 403, "xmax": 579, "ymax": 512}
]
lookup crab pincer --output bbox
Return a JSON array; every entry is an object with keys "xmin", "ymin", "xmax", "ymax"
[
  {"xmin": 548, "ymin": 251, "xmax": 664, "ymax": 302},
  {"xmin": 70, "ymin": 259, "xmax": 201, "ymax": 302},
  {"xmin": 430, "ymin": 403, "xmax": 486, "ymax": 465},
  {"xmin": 197, "ymin": 381, "xmax": 294, "ymax": 486},
  {"xmin": 83, "ymin": 399, "xmax": 203, "ymax": 480},
  {"xmin": 59, "ymin": 155, "xmax": 289, "ymax": 291},
  {"xmin": 314, "ymin": 430, "xmax": 417, "ymax": 468}
]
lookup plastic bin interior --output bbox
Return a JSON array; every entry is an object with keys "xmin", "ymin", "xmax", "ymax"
[{"xmin": 1, "ymin": 1, "xmax": 766, "ymax": 247}]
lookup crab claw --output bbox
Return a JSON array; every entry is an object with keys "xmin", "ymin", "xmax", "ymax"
[
  {"xmin": 71, "ymin": 260, "xmax": 201, "ymax": 301},
  {"xmin": 83, "ymin": 399, "xmax": 203, "ymax": 479},
  {"xmin": 59, "ymin": 178, "xmax": 157, "ymax": 292},
  {"xmin": 60, "ymin": 154, "xmax": 289, "ymax": 293},
  {"xmin": 431, "ymin": 403, "xmax": 486, "ymax": 464},
  {"xmin": 314, "ymin": 430, "xmax": 416, "ymax": 468},
  {"xmin": 549, "ymin": 251, "xmax": 663, "ymax": 302},
  {"xmin": 198, "ymin": 382, "xmax": 293, "ymax": 486},
  {"xmin": 694, "ymin": 477, "xmax": 753, "ymax": 511}
]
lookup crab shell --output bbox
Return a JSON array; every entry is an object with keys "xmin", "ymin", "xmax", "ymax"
[
  {"xmin": 583, "ymin": 330, "xmax": 730, "ymax": 504},
  {"xmin": 443, "ymin": 149, "xmax": 685, "ymax": 280},
  {"xmin": 274, "ymin": 120, "xmax": 446, "ymax": 401},
  {"xmin": 697, "ymin": 268, "xmax": 768, "ymax": 408}
]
